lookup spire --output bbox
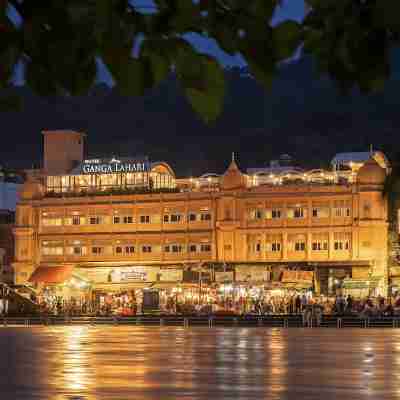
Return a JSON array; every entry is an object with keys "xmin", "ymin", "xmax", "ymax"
[
  {"xmin": 369, "ymin": 144, "xmax": 374, "ymax": 155},
  {"xmin": 221, "ymin": 154, "xmax": 244, "ymax": 190}
]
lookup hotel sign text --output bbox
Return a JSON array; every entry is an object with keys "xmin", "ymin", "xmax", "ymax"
[{"xmin": 81, "ymin": 158, "xmax": 149, "ymax": 174}]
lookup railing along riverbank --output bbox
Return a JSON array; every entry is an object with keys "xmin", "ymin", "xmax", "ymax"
[{"xmin": 2, "ymin": 315, "xmax": 400, "ymax": 328}]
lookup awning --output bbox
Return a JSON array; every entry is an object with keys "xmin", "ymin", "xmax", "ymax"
[
  {"xmin": 151, "ymin": 282, "xmax": 181, "ymax": 289},
  {"xmin": 93, "ymin": 282, "xmax": 151, "ymax": 291},
  {"xmin": 29, "ymin": 266, "xmax": 74, "ymax": 284}
]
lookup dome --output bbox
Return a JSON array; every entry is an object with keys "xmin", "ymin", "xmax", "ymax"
[
  {"xmin": 221, "ymin": 159, "xmax": 245, "ymax": 191},
  {"xmin": 19, "ymin": 180, "xmax": 44, "ymax": 200},
  {"xmin": 357, "ymin": 158, "xmax": 386, "ymax": 185}
]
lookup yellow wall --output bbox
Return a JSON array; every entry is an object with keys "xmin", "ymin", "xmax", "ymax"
[{"xmin": 13, "ymin": 180, "xmax": 389, "ymax": 293}]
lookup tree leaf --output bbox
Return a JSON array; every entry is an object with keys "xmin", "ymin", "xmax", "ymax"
[
  {"xmin": 272, "ymin": 20, "xmax": 302, "ymax": 61},
  {"xmin": 182, "ymin": 56, "xmax": 225, "ymax": 123}
]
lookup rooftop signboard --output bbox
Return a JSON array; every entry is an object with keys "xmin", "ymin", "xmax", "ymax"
[{"xmin": 81, "ymin": 157, "xmax": 150, "ymax": 174}]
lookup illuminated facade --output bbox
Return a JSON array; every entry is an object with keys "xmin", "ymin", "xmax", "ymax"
[{"xmin": 13, "ymin": 131, "xmax": 390, "ymax": 298}]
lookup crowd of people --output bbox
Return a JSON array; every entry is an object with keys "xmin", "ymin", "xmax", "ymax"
[{"xmin": 20, "ymin": 291, "xmax": 400, "ymax": 320}]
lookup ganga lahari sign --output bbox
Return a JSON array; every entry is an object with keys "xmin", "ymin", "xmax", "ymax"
[{"xmin": 81, "ymin": 158, "xmax": 150, "ymax": 174}]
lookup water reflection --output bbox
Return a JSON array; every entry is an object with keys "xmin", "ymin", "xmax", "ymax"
[{"xmin": 1, "ymin": 327, "xmax": 400, "ymax": 399}]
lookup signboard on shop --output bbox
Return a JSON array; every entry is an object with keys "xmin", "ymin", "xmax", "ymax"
[
  {"xmin": 159, "ymin": 269, "xmax": 183, "ymax": 282},
  {"xmin": 83, "ymin": 266, "xmax": 160, "ymax": 283},
  {"xmin": 215, "ymin": 271, "xmax": 234, "ymax": 282},
  {"xmin": 281, "ymin": 270, "xmax": 314, "ymax": 283},
  {"xmin": 235, "ymin": 266, "xmax": 270, "ymax": 282}
]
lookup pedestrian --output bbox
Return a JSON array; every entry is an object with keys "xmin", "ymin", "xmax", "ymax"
[
  {"xmin": 313, "ymin": 301, "xmax": 323, "ymax": 327},
  {"xmin": 295, "ymin": 295, "xmax": 301, "ymax": 314},
  {"xmin": 301, "ymin": 293, "xmax": 308, "ymax": 312},
  {"xmin": 345, "ymin": 295, "xmax": 353, "ymax": 315}
]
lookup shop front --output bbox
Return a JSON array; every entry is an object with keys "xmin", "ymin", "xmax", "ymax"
[
  {"xmin": 28, "ymin": 265, "xmax": 91, "ymax": 314},
  {"xmin": 76, "ymin": 265, "xmax": 159, "ymax": 315}
]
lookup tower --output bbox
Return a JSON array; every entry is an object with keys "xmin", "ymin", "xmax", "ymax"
[{"xmin": 42, "ymin": 130, "xmax": 86, "ymax": 175}]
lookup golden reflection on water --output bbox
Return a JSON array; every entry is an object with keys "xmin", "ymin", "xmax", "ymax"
[{"xmin": 5, "ymin": 327, "xmax": 400, "ymax": 399}]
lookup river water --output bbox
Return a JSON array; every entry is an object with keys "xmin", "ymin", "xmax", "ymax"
[{"xmin": 0, "ymin": 326, "xmax": 398, "ymax": 399}]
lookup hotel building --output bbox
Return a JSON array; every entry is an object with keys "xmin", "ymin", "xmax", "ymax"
[{"xmin": 12, "ymin": 131, "xmax": 390, "ymax": 306}]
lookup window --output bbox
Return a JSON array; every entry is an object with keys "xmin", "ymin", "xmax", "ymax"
[
  {"xmin": 64, "ymin": 215, "xmax": 85, "ymax": 225},
  {"xmin": 42, "ymin": 215, "xmax": 63, "ymax": 226},
  {"xmin": 248, "ymin": 209, "xmax": 263, "ymax": 221},
  {"xmin": 271, "ymin": 242, "xmax": 281, "ymax": 252},
  {"xmin": 200, "ymin": 213, "xmax": 211, "ymax": 221},
  {"xmin": 123, "ymin": 216, "xmax": 133, "ymax": 224},
  {"xmin": 125, "ymin": 246, "xmax": 135, "ymax": 254},
  {"xmin": 41, "ymin": 241, "xmax": 64, "ymax": 256},
  {"xmin": 92, "ymin": 246, "xmax": 103, "ymax": 255},
  {"xmin": 89, "ymin": 216, "xmax": 102, "ymax": 225},
  {"xmin": 288, "ymin": 234, "xmax": 306, "ymax": 252},
  {"xmin": 333, "ymin": 200, "xmax": 351, "ymax": 218},
  {"xmin": 312, "ymin": 242, "xmax": 328, "ymax": 251},
  {"xmin": 272, "ymin": 209, "xmax": 281, "ymax": 219},
  {"xmin": 311, "ymin": 233, "xmax": 328, "ymax": 251},
  {"xmin": 294, "ymin": 208, "xmax": 304, "ymax": 218},
  {"xmin": 164, "ymin": 214, "xmax": 183, "ymax": 223},
  {"xmin": 265, "ymin": 208, "xmax": 282, "ymax": 219},
  {"xmin": 312, "ymin": 203, "xmax": 330, "ymax": 219},
  {"xmin": 171, "ymin": 214, "xmax": 182, "ymax": 223},
  {"xmin": 165, "ymin": 244, "xmax": 184, "ymax": 253},
  {"xmin": 116, "ymin": 246, "xmax": 123, "ymax": 254},
  {"xmin": 140, "ymin": 215, "xmax": 150, "ymax": 224},
  {"xmin": 200, "ymin": 244, "xmax": 211, "ymax": 252},
  {"xmin": 333, "ymin": 232, "xmax": 351, "ymax": 251},
  {"xmin": 73, "ymin": 247, "xmax": 84, "ymax": 256},
  {"xmin": 189, "ymin": 244, "xmax": 197, "ymax": 253},
  {"xmin": 189, "ymin": 213, "xmax": 197, "ymax": 222},
  {"xmin": 287, "ymin": 204, "xmax": 307, "ymax": 219},
  {"xmin": 172, "ymin": 244, "xmax": 183, "ymax": 253},
  {"xmin": 142, "ymin": 245, "xmax": 152, "ymax": 253}
]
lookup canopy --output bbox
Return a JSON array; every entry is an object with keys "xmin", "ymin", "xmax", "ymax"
[
  {"xmin": 93, "ymin": 282, "xmax": 151, "ymax": 291},
  {"xmin": 29, "ymin": 266, "xmax": 74, "ymax": 284}
]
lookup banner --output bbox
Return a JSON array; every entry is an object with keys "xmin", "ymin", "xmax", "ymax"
[
  {"xmin": 235, "ymin": 266, "xmax": 270, "ymax": 282},
  {"xmin": 281, "ymin": 270, "xmax": 313, "ymax": 283},
  {"xmin": 80, "ymin": 266, "xmax": 160, "ymax": 283},
  {"xmin": 215, "ymin": 271, "xmax": 234, "ymax": 282},
  {"xmin": 159, "ymin": 269, "xmax": 183, "ymax": 282}
]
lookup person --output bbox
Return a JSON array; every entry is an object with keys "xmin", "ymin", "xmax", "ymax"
[
  {"xmin": 295, "ymin": 295, "xmax": 301, "ymax": 314},
  {"xmin": 303, "ymin": 303, "xmax": 313, "ymax": 327},
  {"xmin": 335, "ymin": 295, "xmax": 345, "ymax": 315},
  {"xmin": 301, "ymin": 293, "xmax": 308, "ymax": 312},
  {"xmin": 313, "ymin": 301, "xmax": 323, "ymax": 327},
  {"xmin": 345, "ymin": 295, "xmax": 353, "ymax": 315}
]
